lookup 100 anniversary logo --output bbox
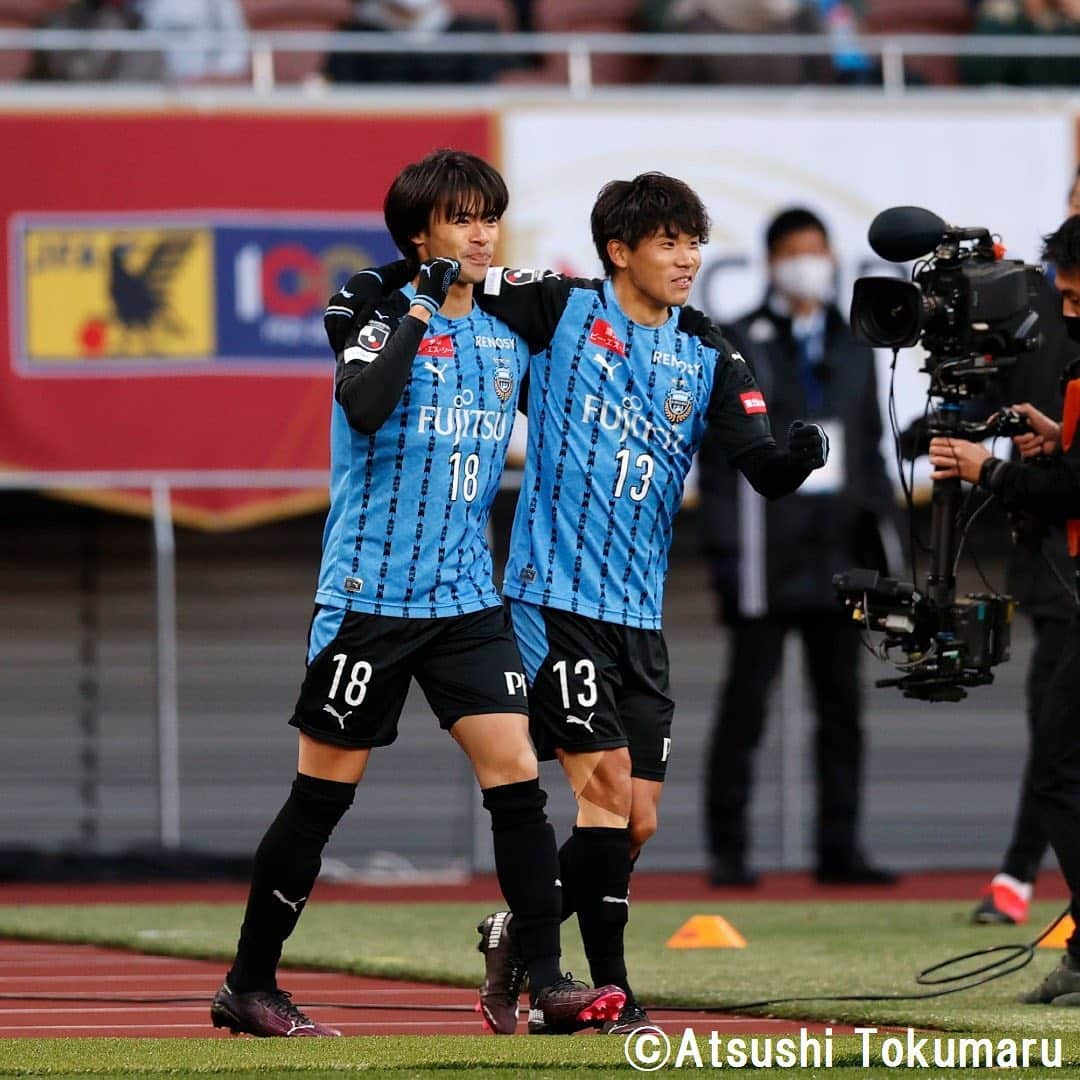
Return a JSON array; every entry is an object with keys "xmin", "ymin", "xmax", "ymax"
[{"xmin": 12, "ymin": 214, "xmax": 398, "ymax": 374}]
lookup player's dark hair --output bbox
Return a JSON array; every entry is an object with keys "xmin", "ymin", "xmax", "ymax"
[
  {"xmin": 385, "ymin": 149, "xmax": 508, "ymax": 272},
  {"xmin": 765, "ymin": 207, "xmax": 829, "ymax": 253},
  {"xmin": 1043, "ymin": 214, "xmax": 1080, "ymax": 272},
  {"xmin": 591, "ymin": 172, "xmax": 710, "ymax": 276}
]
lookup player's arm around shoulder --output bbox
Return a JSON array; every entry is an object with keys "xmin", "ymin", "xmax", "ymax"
[{"xmin": 473, "ymin": 266, "xmax": 586, "ymax": 353}]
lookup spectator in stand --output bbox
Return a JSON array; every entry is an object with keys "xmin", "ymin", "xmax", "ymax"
[
  {"xmin": 31, "ymin": 0, "xmax": 162, "ymax": 82},
  {"xmin": 136, "ymin": 0, "xmax": 249, "ymax": 83},
  {"xmin": 640, "ymin": 0, "xmax": 834, "ymax": 85},
  {"xmin": 961, "ymin": 0, "xmax": 1080, "ymax": 87},
  {"xmin": 325, "ymin": 0, "xmax": 518, "ymax": 84},
  {"xmin": 818, "ymin": 0, "xmax": 876, "ymax": 84}
]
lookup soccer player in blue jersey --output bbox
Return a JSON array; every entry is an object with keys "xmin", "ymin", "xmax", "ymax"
[
  {"xmin": 210, "ymin": 150, "xmax": 624, "ymax": 1039},
  {"xmin": 332, "ymin": 170, "xmax": 828, "ymax": 1036}
]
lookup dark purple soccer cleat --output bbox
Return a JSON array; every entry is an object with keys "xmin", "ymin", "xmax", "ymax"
[
  {"xmin": 475, "ymin": 910, "xmax": 527, "ymax": 1034},
  {"xmin": 210, "ymin": 982, "xmax": 341, "ymax": 1037},
  {"xmin": 528, "ymin": 975, "xmax": 626, "ymax": 1035}
]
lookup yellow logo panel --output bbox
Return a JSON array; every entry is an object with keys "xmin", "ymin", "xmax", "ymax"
[{"xmin": 24, "ymin": 227, "xmax": 215, "ymax": 364}]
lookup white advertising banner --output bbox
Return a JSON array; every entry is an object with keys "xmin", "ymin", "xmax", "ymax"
[{"xmin": 500, "ymin": 101, "xmax": 1074, "ymax": 490}]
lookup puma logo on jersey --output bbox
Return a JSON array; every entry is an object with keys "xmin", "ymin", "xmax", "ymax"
[
  {"xmin": 602, "ymin": 894, "xmax": 630, "ymax": 907},
  {"xmin": 272, "ymin": 890, "xmax": 307, "ymax": 913},
  {"xmin": 424, "ymin": 361, "xmax": 448, "ymax": 383},
  {"xmin": 566, "ymin": 713, "xmax": 595, "ymax": 733},
  {"xmin": 322, "ymin": 703, "xmax": 353, "ymax": 729},
  {"xmin": 591, "ymin": 352, "xmax": 622, "ymax": 379}
]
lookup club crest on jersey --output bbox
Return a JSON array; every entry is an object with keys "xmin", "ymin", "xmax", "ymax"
[
  {"xmin": 663, "ymin": 378, "xmax": 694, "ymax": 424},
  {"xmin": 493, "ymin": 360, "xmax": 515, "ymax": 403},
  {"xmin": 357, "ymin": 320, "xmax": 390, "ymax": 353},
  {"xmin": 588, "ymin": 317, "xmax": 626, "ymax": 357},
  {"xmin": 418, "ymin": 333, "xmax": 455, "ymax": 358}
]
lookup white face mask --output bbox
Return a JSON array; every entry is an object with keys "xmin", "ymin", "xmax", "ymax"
[{"xmin": 772, "ymin": 254, "xmax": 835, "ymax": 305}]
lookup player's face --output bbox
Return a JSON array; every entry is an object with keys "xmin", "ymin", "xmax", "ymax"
[
  {"xmin": 413, "ymin": 204, "xmax": 500, "ymax": 286},
  {"xmin": 612, "ymin": 229, "xmax": 701, "ymax": 310},
  {"xmin": 1055, "ymin": 265, "xmax": 1080, "ymax": 317}
]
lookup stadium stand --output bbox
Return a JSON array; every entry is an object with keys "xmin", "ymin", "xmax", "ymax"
[
  {"xmin": 863, "ymin": 0, "xmax": 973, "ymax": 85},
  {"xmin": 242, "ymin": 0, "xmax": 351, "ymax": 83},
  {"xmin": 500, "ymin": 0, "xmax": 645, "ymax": 87},
  {"xmin": 0, "ymin": 1, "xmax": 40, "ymax": 82},
  {"xmin": 447, "ymin": 0, "xmax": 517, "ymax": 32}
]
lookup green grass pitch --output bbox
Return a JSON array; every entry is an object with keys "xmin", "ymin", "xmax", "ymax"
[{"xmin": 1, "ymin": 899, "xmax": 1079, "ymax": 1077}]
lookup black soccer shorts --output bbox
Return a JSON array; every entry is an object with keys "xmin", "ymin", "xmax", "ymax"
[
  {"xmin": 508, "ymin": 600, "xmax": 675, "ymax": 782},
  {"xmin": 289, "ymin": 604, "xmax": 529, "ymax": 749}
]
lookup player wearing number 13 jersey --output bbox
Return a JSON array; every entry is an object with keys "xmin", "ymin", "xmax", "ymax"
[{"xmin": 471, "ymin": 174, "xmax": 830, "ymax": 1034}]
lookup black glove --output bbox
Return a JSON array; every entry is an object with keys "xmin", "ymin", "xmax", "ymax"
[
  {"xmin": 410, "ymin": 257, "xmax": 461, "ymax": 318},
  {"xmin": 787, "ymin": 420, "xmax": 829, "ymax": 470},
  {"xmin": 324, "ymin": 259, "xmax": 411, "ymax": 354}
]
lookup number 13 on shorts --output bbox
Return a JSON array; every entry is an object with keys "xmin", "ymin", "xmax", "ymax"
[{"xmin": 552, "ymin": 658, "xmax": 597, "ymax": 709}]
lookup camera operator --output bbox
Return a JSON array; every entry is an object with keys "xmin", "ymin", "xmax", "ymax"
[
  {"xmin": 968, "ymin": 224, "xmax": 1080, "ymax": 927},
  {"xmin": 929, "ymin": 214, "xmax": 1080, "ymax": 1005}
]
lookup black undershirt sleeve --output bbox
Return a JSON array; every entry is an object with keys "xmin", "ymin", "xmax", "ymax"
[
  {"xmin": 731, "ymin": 442, "xmax": 813, "ymax": 499},
  {"xmin": 335, "ymin": 314, "xmax": 426, "ymax": 435}
]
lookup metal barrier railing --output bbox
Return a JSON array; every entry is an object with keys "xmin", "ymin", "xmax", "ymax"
[
  {"xmin": 0, "ymin": 471, "xmax": 328, "ymax": 848},
  {"xmin": 0, "ymin": 468, "xmax": 527, "ymax": 852},
  {"xmin": 1, "ymin": 28, "xmax": 1079, "ymax": 96}
]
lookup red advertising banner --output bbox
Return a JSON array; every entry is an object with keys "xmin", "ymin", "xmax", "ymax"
[{"xmin": 0, "ymin": 110, "xmax": 493, "ymax": 527}]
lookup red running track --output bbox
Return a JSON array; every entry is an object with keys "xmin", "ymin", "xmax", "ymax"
[
  {"xmin": 0, "ymin": 940, "xmax": 870, "ymax": 1040},
  {"xmin": 0, "ymin": 871, "xmax": 1064, "ymax": 1038}
]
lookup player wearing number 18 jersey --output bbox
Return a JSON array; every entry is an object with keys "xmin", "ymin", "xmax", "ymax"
[{"xmin": 212, "ymin": 150, "xmax": 625, "ymax": 1041}]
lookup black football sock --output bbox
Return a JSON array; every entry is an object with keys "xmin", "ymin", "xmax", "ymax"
[
  {"xmin": 227, "ymin": 772, "xmax": 355, "ymax": 993},
  {"xmin": 561, "ymin": 825, "xmax": 635, "ymax": 1003},
  {"xmin": 558, "ymin": 831, "xmax": 580, "ymax": 922},
  {"xmin": 482, "ymin": 778, "xmax": 562, "ymax": 999}
]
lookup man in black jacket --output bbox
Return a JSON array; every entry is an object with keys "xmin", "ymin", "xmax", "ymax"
[
  {"xmin": 971, "ymin": 271, "xmax": 1079, "ymax": 926},
  {"xmin": 700, "ymin": 207, "xmax": 898, "ymax": 886},
  {"xmin": 929, "ymin": 213, "xmax": 1080, "ymax": 1005}
]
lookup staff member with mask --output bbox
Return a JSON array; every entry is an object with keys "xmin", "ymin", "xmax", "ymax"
[{"xmin": 699, "ymin": 207, "xmax": 898, "ymax": 887}]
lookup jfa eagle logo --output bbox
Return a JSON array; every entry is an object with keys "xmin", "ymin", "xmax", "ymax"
[
  {"xmin": 664, "ymin": 377, "xmax": 694, "ymax": 424},
  {"xmin": 493, "ymin": 360, "xmax": 515, "ymax": 403}
]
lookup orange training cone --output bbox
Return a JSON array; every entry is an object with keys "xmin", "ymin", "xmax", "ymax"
[
  {"xmin": 1037, "ymin": 914, "xmax": 1075, "ymax": 949},
  {"xmin": 666, "ymin": 914, "xmax": 746, "ymax": 949}
]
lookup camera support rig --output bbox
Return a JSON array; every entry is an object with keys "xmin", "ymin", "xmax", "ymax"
[
  {"xmin": 835, "ymin": 206, "xmax": 1039, "ymax": 702},
  {"xmin": 835, "ymin": 391, "xmax": 1017, "ymax": 702}
]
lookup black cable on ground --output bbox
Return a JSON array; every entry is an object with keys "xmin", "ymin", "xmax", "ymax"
[{"xmin": 655, "ymin": 908, "xmax": 1071, "ymax": 1014}]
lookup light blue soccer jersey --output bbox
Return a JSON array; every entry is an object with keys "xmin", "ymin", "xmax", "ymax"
[
  {"xmin": 316, "ymin": 285, "xmax": 529, "ymax": 618},
  {"xmin": 477, "ymin": 271, "xmax": 774, "ymax": 630}
]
